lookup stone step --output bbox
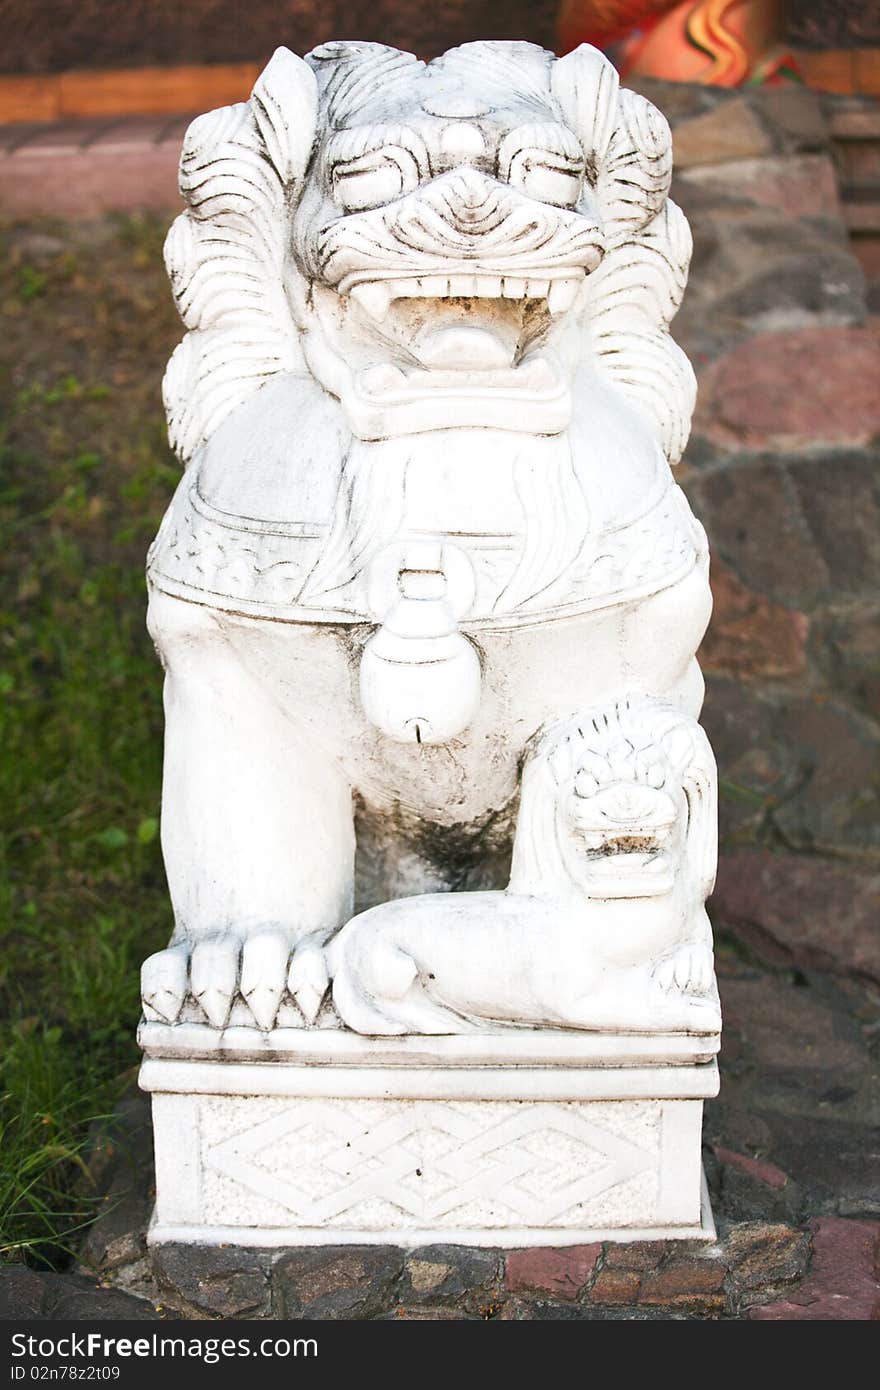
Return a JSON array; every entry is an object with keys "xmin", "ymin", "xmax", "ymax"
[{"xmin": 0, "ymin": 113, "xmax": 190, "ymax": 215}]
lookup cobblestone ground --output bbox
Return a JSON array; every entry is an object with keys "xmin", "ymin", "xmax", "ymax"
[{"xmin": 0, "ymin": 80, "xmax": 877, "ymax": 1320}]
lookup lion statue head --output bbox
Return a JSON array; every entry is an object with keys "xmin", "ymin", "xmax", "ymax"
[
  {"xmin": 163, "ymin": 40, "xmax": 694, "ymax": 468},
  {"xmin": 510, "ymin": 696, "xmax": 717, "ymax": 906}
]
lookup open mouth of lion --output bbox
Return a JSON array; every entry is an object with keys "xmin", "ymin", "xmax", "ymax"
[
  {"xmin": 327, "ymin": 269, "xmax": 586, "ymax": 438},
  {"xmin": 574, "ymin": 828, "xmax": 676, "ymax": 899}
]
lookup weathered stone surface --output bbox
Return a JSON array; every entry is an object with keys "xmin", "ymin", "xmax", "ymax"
[
  {"xmin": 758, "ymin": 1114, "xmax": 880, "ymax": 1220},
  {"xmin": 505, "ymin": 1244, "xmax": 602, "ymax": 1301},
  {"xmin": 693, "ymin": 324, "xmax": 880, "ymax": 453},
  {"xmin": 497, "ymin": 1296, "xmax": 684, "ymax": 1320},
  {"xmin": 673, "ymin": 100, "xmax": 773, "ymax": 168},
  {"xmin": 383, "ymin": 1304, "xmax": 475, "ymax": 1319},
  {"xmin": 700, "ymin": 571, "xmax": 880, "ymax": 859},
  {"xmin": 707, "ymin": 244, "xmax": 866, "ymax": 331},
  {"xmin": 710, "ymin": 1143, "xmax": 803, "ymax": 1226},
  {"xmin": 769, "ymin": 697, "xmax": 880, "ymax": 856},
  {"xmin": 0, "ymin": 1265, "xmax": 162, "ymax": 1322},
  {"xmin": 638, "ymin": 1254, "xmax": 727, "ymax": 1316},
  {"xmin": 78, "ymin": 1089, "xmax": 154, "ymax": 1275},
  {"xmin": 708, "ymin": 967, "xmax": 880, "ymax": 1220},
  {"xmin": 599, "ymin": 1241, "xmax": 669, "ymax": 1272},
  {"xmin": 44, "ymin": 1275, "xmax": 161, "ymax": 1321},
  {"xmin": 717, "ymin": 970, "xmax": 868, "ymax": 1076},
  {"xmin": 587, "ymin": 1267, "xmax": 642, "ymax": 1304},
  {"xmin": 0, "ymin": 1266, "xmax": 50, "ymax": 1319},
  {"xmin": 700, "ymin": 679, "xmax": 790, "ymax": 841},
  {"xmin": 724, "ymin": 1222, "xmax": 812, "ymax": 1309},
  {"xmin": 713, "ymin": 850, "xmax": 880, "ymax": 984},
  {"xmin": 749, "ymin": 1218, "xmax": 880, "ymax": 1319},
  {"xmin": 756, "ymin": 86, "xmax": 828, "ymax": 153},
  {"xmin": 273, "ymin": 1247, "xmax": 403, "ymax": 1320},
  {"xmin": 811, "ymin": 606, "xmax": 880, "ymax": 723},
  {"xmin": 688, "ymin": 462, "xmax": 828, "ymax": 612},
  {"xmin": 150, "ymin": 1242, "xmax": 271, "ymax": 1318},
  {"xmin": 679, "ymin": 154, "xmax": 842, "ymax": 223},
  {"xmin": 789, "ymin": 452, "xmax": 880, "ymax": 605},
  {"xmin": 399, "ymin": 1245, "xmax": 501, "ymax": 1314},
  {"xmin": 713, "ymin": 1147, "xmax": 790, "ymax": 1192},
  {"xmin": 701, "ymin": 560, "xmax": 808, "ymax": 681}
]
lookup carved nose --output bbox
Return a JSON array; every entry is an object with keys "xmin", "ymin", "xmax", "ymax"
[
  {"xmin": 434, "ymin": 168, "xmax": 509, "ymax": 230},
  {"xmin": 449, "ymin": 167, "xmax": 494, "ymax": 207},
  {"xmin": 595, "ymin": 784, "xmax": 676, "ymax": 829}
]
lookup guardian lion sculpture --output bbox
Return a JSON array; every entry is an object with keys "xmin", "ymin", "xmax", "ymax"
[{"xmin": 141, "ymin": 39, "xmax": 714, "ymax": 1038}]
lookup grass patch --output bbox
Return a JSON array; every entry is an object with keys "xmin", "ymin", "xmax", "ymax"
[{"xmin": 0, "ymin": 214, "xmax": 181, "ymax": 1266}]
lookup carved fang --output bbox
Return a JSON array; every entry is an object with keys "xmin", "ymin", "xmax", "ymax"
[
  {"xmin": 548, "ymin": 279, "xmax": 580, "ymax": 314},
  {"xmin": 350, "ymin": 281, "xmax": 393, "ymax": 321}
]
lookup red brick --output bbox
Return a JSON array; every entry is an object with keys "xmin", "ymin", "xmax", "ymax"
[
  {"xmin": 639, "ymin": 1256, "xmax": 727, "ymax": 1315},
  {"xmin": 505, "ymin": 1244, "xmax": 602, "ymax": 1301},
  {"xmin": 701, "ymin": 559, "xmax": 807, "ymax": 681},
  {"xmin": 693, "ymin": 323, "xmax": 880, "ymax": 453},
  {"xmin": 588, "ymin": 1268, "xmax": 642, "ymax": 1304},
  {"xmin": 750, "ymin": 1218, "xmax": 880, "ymax": 1320},
  {"xmin": 712, "ymin": 850, "xmax": 880, "ymax": 986},
  {"xmin": 713, "ymin": 1147, "xmax": 790, "ymax": 1191},
  {"xmin": 600, "ymin": 1241, "xmax": 667, "ymax": 1272}
]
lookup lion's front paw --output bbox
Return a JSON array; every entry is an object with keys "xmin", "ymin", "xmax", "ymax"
[
  {"xmin": 141, "ymin": 932, "xmax": 330, "ymax": 1030},
  {"xmin": 652, "ymin": 943, "xmax": 715, "ymax": 996}
]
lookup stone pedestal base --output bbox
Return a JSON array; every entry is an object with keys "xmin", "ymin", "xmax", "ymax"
[{"xmin": 139, "ymin": 1024, "xmax": 719, "ymax": 1248}]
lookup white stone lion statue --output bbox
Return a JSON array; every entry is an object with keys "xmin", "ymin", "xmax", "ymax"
[
  {"xmin": 330, "ymin": 697, "xmax": 720, "ymax": 1034},
  {"xmin": 140, "ymin": 39, "xmax": 712, "ymax": 1035}
]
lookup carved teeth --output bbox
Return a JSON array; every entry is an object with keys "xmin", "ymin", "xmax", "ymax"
[
  {"xmin": 475, "ymin": 275, "xmax": 502, "ymax": 297},
  {"xmin": 547, "ymin": 279, "xmax": 580, "ymax": 314},
  {"xmin": 501, "ymin": 278, "xmax": 526, "ymax": 299},
  {"xmin": 346, "ymin": 274, "xmax": 583, "ymax": 310},
  {"xmin": 350, "ymin": 281, "xmax": 392, "ymax": 321}
]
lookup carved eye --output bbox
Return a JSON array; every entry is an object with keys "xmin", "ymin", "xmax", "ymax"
[
  {"xmin": 498, "ymin": 125, "xmax": 585, "ymax": 209},
  {"xmin": 332, "ymin": 148, "xmax": 420, "ymax": 213},
  {"xmin": 508, "ymin": 157, "xmax": 583, "ymax": 208},
  {"xmin": 574, "ymin": 768, "xmax": 600, "ymax": 800}
]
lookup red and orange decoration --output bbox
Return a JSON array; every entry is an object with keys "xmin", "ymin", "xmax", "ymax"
[{"xmin": 558, "ymin": 0, "xmax": 799, "ymax": 86}]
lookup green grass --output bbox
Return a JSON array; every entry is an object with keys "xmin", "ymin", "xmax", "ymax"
[{"xmin": 0, "ymin": 214, "xmax": 182, "ymax": 1266}]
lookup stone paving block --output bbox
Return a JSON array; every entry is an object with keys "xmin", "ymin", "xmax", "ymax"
[
  {"xmin": 749, "ymin": 1218, "xmax": 879, "ymax": 1319},
  {"xmin": 272, "ymin": 1246, "xmax": 404, "ymax": 1320},
  {"xmin": 504, "ymin": 1244, "xmax": 602, "ymax": 1302}
]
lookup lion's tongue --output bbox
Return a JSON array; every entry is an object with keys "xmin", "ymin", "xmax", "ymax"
[{"xmin": 416, "ymin": 324, "xmax": 514, "ymax": 370}]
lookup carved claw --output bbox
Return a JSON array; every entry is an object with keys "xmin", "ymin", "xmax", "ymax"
[
  {"xmin": 288, "ymin": 939, "xmax": 330, "ymax": 1024},
  {"xmin": 653, "ymin": 944, "xmax": 715, "ymax": 996},
  {"xmin": 240, "ymin": 932, "xmax": 290, "ymax": 1030},
  {"xmin": 141, "ymin": 945, "xmax": 189, "ymax": 1023},
  {"xmin": 190, "ymin": 937, "xmax": 240, "ymax": 1028}
]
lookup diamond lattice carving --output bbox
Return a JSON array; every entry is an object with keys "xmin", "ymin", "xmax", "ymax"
[{"xmin": 203, "ymin": 1099, "xmax": 656, "ymax": 1227}]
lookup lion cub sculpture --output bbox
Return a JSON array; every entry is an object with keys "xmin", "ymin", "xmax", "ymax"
[{"xmin": 141, "ymin": 39, "xmax": 717, "ymax": 1039}]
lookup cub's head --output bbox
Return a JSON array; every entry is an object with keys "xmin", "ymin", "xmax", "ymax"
[
  {"xmin": 510, "ymin": 698, "xmax": 717, "ymax": 904},
  {"xmin": 165, "ymin": 41, "xmax": 694, "ymax": 461}
]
